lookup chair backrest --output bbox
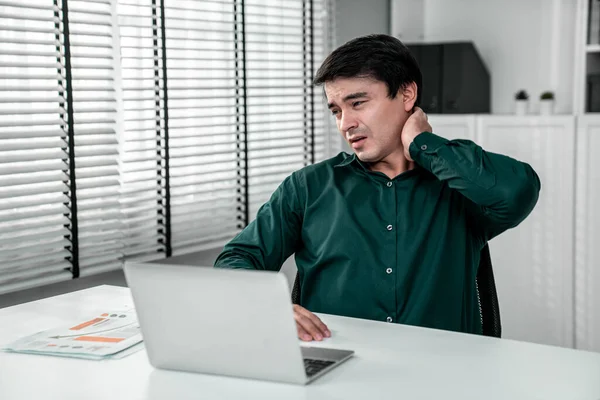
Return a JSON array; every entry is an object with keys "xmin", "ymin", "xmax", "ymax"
[
  {"xmin": 290, "ymin": 243, "xmax": 502, "ymax": 338},
  {"xmin": 476, "ymin": 243, "xmax": 501, "ymax": 337}
]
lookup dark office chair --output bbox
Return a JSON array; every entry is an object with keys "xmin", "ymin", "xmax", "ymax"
[{"xmin": 290, "ymin": 243, "xmax": 501, "ymax": 338}]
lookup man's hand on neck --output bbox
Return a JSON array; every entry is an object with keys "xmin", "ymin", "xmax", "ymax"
[
  {"xmin": 364, "ymin": 106, "xmax": 430, "ymax": 179},
  {"xmin": 401, "ymin": 107, "xmax": 432, "ymax": 162}
]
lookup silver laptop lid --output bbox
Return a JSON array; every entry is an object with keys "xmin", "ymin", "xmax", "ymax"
[{"xmin": 124, "ymin": 262, "xmax": 307, "ymax": 384}]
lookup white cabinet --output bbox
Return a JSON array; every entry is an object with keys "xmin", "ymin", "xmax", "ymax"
[
  {"xmin": 575, "ymin": 115, "xmax": 600, "ymax": 353},
  {"xmin": 427, "ymin": 114, "xmax": 477, "ymax": 141},
  {"xmin": 428, "ymin": 115, "xmax": 578, "ymax": 349},
  {"xmin": 475, "ymin": 116, "xmax": 576, "ymax": 348}
]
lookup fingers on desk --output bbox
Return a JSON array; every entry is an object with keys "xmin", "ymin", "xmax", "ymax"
[{"xmin": 293, "ymin": 305, "xmax": 331, "ymax": 342}]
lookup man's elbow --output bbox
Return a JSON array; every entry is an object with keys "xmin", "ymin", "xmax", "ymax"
[
  {"xmin": 214, "ymin": 248, "xmax": 260, "ymax": 270},
  {"xmin": 503, "ymin": 165, "xmax": 541, "ymax": 226}
]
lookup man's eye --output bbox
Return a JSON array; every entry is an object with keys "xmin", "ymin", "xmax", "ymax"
[
  {"xmin": 353, "ymin": 101, "xmax": 364, "ymax": 107},
  {"xmin": 331, "ymin": 110, "xmax": 340, "ymax": 116}
]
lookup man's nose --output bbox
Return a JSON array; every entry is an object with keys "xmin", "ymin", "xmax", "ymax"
[{"xmin": 339, "ymin": 111, "xmax": 358, "ymax": 134}]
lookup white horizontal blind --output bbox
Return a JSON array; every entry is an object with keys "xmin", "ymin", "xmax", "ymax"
[
  {"xmin": 164, "ymin": 0, "xmax": 245, "ymax": 255},
  {"xmin": 0, "ymin": 0, "xmax": 336, "ymax": 294},
  {"xmin": 68, "ymin": 0, "xmax": 124, "ymax": 276},
  {"xmin": 312, "ymin": 0, "xmax": 332, "ymax": 163},
  {"xmin": 0, "ymin": 0, "xmax": 73, "ymax": 294},
  {"xmin": 117, "ymin": 0, "xmax": 168, "ymax": 261},
  {"xmin": 245, "ymin": 0, "xmax": 330, "ymax": 219}
]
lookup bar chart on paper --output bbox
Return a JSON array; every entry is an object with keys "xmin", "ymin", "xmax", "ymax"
[{"xmin": 2, "ymin": 311, "xmax": 144, "ymax": 360}]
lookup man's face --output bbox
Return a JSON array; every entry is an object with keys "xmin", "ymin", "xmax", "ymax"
[{"xmin": 325, "ymin": 77, "xmax": 414, "ymax": 163}]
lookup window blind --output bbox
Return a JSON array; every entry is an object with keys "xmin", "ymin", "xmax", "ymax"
[
  {"xmin": 68, "ymin": 0, "xmax": 124, "ymax": 276},
  {"xmin": 163, "ymin": 0, "xmax": 245, "ymax": 256},
  {"xmin": 245, "ymin": 0, "xmax": 331, "ymax": 219},
  {"xmin": 313, "ymin": 0, "xmax": 333, "ymax": 162},
  {"xmin": 117, "ymin": 0, "xmax": 169, "ymax": 261},
  {"xmin": 0, "ymin": 0, "xmax": 73, "ymax": 294},
  {"xmin": 0, "ymin": 0, "xmax": 335, "ymax": 295}
]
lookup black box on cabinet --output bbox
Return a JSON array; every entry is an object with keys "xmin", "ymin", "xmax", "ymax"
[{"xmin": 407, "ymin": 42, "xmax": 491, "ymax": 114}]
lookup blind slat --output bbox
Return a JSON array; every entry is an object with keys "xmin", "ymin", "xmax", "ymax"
[
  {"xmin": 0, "ymin": 161, "xmax": 65, "ymax": 176},
  {"xmin": 0, "ymin": 227, "xmax": 71, "ymax": 246},
  {"xmin": 173, "ymin": 227, "xmax": 241, "ymax": 250},
  {"xmin": 0, "ymin": 250, "xmax": 70, "ymax": 272},
  {"xmin": 0, "ymin": 171, "xmax": 66, "ymax": 187},
  {"xmin": 0, "ymin": 194, "xmax": 68, "ymax": 211},
  {"xmin": 0, "ymin": 270, "xmax": 72, "ymax": 296},
  {"xmin": 0, "ymin": 150, "xmax": 66, "ymax": 164},
  {"xmin": 0, "ymin": 204, "xmax": 68, "ymax": 223}
]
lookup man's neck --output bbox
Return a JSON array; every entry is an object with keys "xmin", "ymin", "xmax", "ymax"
[{"xmin": 365, "ymin": 152, "xmax": 415, "ymax": 179}]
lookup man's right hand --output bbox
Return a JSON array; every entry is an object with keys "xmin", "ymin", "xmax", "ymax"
[{"xmin": 293, "ymin": 304, "xmax": 331, "ymax": 342}]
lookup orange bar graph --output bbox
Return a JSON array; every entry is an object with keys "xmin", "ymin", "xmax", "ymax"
[
  {"xmin": 74, "ymin": 336, "xmax": 125, "ymax": 343},
  {"xmin": 69, "ymin": 318, "xmax": 105, "ymax": 331}
]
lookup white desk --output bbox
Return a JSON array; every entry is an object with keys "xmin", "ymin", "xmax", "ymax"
[{"xmin": 0, "ymin": 285, "xmax": 599, "ymax": 400}]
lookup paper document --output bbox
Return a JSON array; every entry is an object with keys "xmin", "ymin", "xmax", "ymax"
[{"xmin": 3, "ymin": 311, "xmax": 144, "ymax": 360}]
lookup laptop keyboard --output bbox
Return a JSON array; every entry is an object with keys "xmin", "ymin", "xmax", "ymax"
[{"xmin": 303, "ymin": 358, "xmax": 335, "ymax": 377}]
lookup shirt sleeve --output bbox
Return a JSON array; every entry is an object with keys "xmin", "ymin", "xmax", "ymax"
[
  {"xmin": 409, "ymin": 131, "xmax": 541, "ymax": 242},
  {"xmin": 214, "ymin": 172, "xmax": 304, "ymax": 271}
]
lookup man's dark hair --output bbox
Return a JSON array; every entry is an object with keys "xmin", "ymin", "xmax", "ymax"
[{"xmin": 314, "ymin": 34, "xmax": 422, "ymax": 107}]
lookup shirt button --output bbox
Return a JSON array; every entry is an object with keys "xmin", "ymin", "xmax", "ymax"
[
  {"xmin": 386, "ymin": 181, "xmax": 393, "ymax": 187},
  {"xmin": 386, "ymin": 317, "xmax": 393, "ymax": 323},
  {"xmin": 386, "ymin": 267, "xmax": 392, "ymax": 274},
  {"xmin": 387, "ymin": 224, "xmax": 393, "ymax": 231},
  {"xmin": 421, "ymin": 144, "xmax": 428, "ymax": 151}
]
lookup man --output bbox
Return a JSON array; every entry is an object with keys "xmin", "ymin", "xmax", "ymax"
[{"xmin": 214, "ymin": 34, "xmax": 540, "ymax": 342}]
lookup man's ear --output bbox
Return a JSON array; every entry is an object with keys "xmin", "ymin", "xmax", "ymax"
[{"xmin": 400, "ymin": 82, "xmax": 418, "ymax": 112}]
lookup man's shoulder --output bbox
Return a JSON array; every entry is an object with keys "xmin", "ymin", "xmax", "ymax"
[
  {"xmin": 272, "ymin": 153, "xmax": 350, "ymax": 196},
  {"xmin": 293, "ymin": 152, "xmax": 351, "ymax": 181}
]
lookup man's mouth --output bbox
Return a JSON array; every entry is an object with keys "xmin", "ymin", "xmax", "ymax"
[{"xmin": 349, "ymin": 136, "xmax": 366, "ymax": 148}]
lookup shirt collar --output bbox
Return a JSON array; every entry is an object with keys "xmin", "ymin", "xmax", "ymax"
[
  {"xmin": 334, "ymin": 152, "xmax": 357, "ymax": 168},
  {"xmin": 334, "ymin": 152, "xmax": 424, "ymax": 181},
  {"xmin": 334, "ymin": 153, "xmax": 372, "ymax": 173}
]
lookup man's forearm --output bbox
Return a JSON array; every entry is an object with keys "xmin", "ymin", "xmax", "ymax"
[
  {"xmin": 214, "ymin": 228, "xmax": 272, "ymax": 270},
  {"xmin": 213, "ymin": 174, "xmax": 303, "ymax": 271},
  {"xmin": 409, "ymin": 131, "xmax": 541, "ymax": 228}
]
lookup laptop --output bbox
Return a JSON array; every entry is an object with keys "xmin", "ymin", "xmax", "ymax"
[{"xmin": 123, "ymin": 262, "xmax": 354, "ymax": 385}]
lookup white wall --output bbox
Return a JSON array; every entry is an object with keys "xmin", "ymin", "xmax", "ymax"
[
  {"xmin": 391, "ymin": 0, "xmax": 577, "ymax": 115},
  {"xmin": 390, "ymin": 0, "xmax": 424, "ymax": 42},
  {"xmin": 336, "ymin": 0, "xmax": 390, "ymax": 46},
  {"xmin": 334, "ymin": 0, "xmax": 391, "ymax": 154}
]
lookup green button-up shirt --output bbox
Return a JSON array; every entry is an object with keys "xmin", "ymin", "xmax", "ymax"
[{"xmin": 214, "ymin": 132, "xmax": 540, "ymax": 334}]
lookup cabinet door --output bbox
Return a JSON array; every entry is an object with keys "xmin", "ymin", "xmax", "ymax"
[
  {"xmin": 575, "ymin": 116, "xmax": 600, "ymax": 353},
  {"xmin": 427, "ymin": 114, "xmax": 477, "ymax": 141},
  {"xmin": 477, "ymin": 116, "xmax": 575, "ymax": 348}
]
